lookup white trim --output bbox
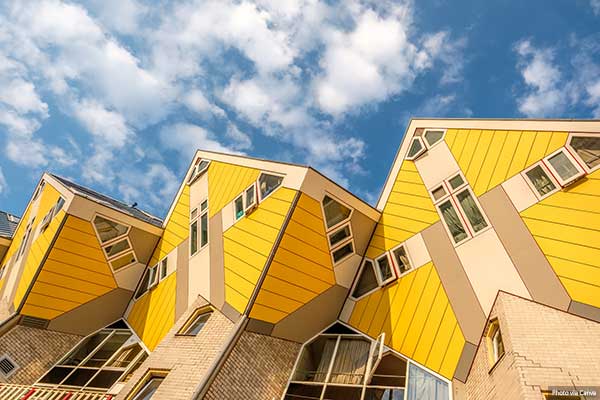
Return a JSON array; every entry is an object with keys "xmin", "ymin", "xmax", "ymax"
[
  {"xmin": 543, "ymin": 147, "xmax": 586, "ymax": 187},
  {"xmin": 521, "ymin": 162, "xmax": 560, "ymax": 201},
  {"xmin": 566, "ymin": 132, "xmax": 600, "ymax": 173},
  {"xmin": 321, "ymin": 193, "xmax": 354, "ymax": 233},
  {"xmin": 91, "ymin": 213, "xmax": 131, "ymax": 245},
  {"xmin": 350, "ymin": 259, "xmax": 380, "ymax": 301},
  {"xmin": 375, "ymin": 253, "xmax": 396, "ymax": 286},
  {"xmin": 405, "ymin": 137, "xmax": 426, "ymax": 161},
  {"xmin": 188, "ymin": 159, "xmax": 211, "ymax": 185},
  {"xmin": 331, "ymin": 238, "xmax": 355, "ymax": 266},
  {"xmin": 257, "ymin": 171, "xmax": 285, "ymax": 202},
  {"xmin": 104, "ymin": 237, "xmax": 134, "ymax": 260},
  {"xmin": 389, "ymin": 243, "xmax": 414, "ymax": 278},
  {"xmin": 423, "ymin": 128, "xmax": 447, "ymax": 149},
  {"xmin": 328, "ymin": 222, "xmax": 353, "ymax": 250}
]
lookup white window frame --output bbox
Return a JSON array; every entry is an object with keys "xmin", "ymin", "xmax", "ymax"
[
  {"xmin": 92, "ymin": 213, "xmax": 131, "ymax": 245},
  {"xmin": 405, "ymin": 136, "xmax": 426, "ymax": 161},
  {"xmin": 327, "ymin": 222, "xmax": 353, "ymax": 249},
  {"xmin": 330, "ymin": 238, "xmax": 355, "ymax": 266},
  {"xmin": 321, "ymin": 194, "xmax": 355, "ymax": 266},
  {"xmin": 543, "ymin": 147, "xmax": 586, "ymax": 187},
  {"xmin": 432, "ymin": 171, "xmax": 490, "ymax": 246},
  {"xmin": 521, "ymin": 162, "xmax": 560, "ymax": 201},
  {"xmin": 188, "ymin": 159, "xmax": 211, "ymax": 184},
  {"xmin": 257, "ymin": 172, "xmax": 285, "ymax": 202},
  {"xmin": 321, "ymin": 194, "xmax": 354, "ymax": 232},
  {"xmin": 389, "ymin": 243, "xmax": 414, "ymax": 278},
  {"xmin": 159, "ymin": 257, "xmax": 168, "ymax": 281},
  {"xmin": 32, "ymin": 181, "xmax": 45, "ymax": 201},
  {"xmin": 375, "ymin": 253, "xmax": 397, "ymax": 286},
  {"xmin": 190, "ymin": 199, "xmax": 209, "ymax": 256},
  {"xmin": 109, "ymin": 251, "xmax": 137, "ymax": 272},
  {"xmin": 244, "ymin": 183, "xmax": 258, "ymax": 213},
  {"xmin": 350, "ymin": 259, "xmax": 380, "ymax": 300},
  {"xmin": 422, "ymin": 128, "xmax": 447, "ymax": 149},
  {"xmin": 103, "ymin": 237, "xmax": 134, "ymax": 260},
  {"xmin": 17, "ymin": 220, "xmax": 34, "ymax": 260},
  {"xmin": 566, "ymin": 132, "xmax": 600, "ymax": 173},
  {"xmin": 190, "ymin": 206, "xmax": 199, "ymax": 256},
  {"xmin": 147, "ymin": 264, "xmax": 159, "ymax": 290}
]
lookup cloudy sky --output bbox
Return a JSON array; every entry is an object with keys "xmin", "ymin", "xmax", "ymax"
[{"xmin": 1, "ymin": 0, "xmax": 599, "ymax": 218}]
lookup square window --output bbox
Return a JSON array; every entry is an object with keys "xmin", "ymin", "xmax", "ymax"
[
  {"xmin": 332, "ymin": 241, "xmax": 353, "ymax": 264},
  {"xmin": 523, "ymin": 164, "xmax": 558, "ymax": 199},
  {"xmin": 200, "ymin": 200, "xmax": 208, "ymax": 212},
  {"xmin": 234, "ymin": 195, "xmax": 244, "ymax": 220},
  {"xmin": 431, "ymin": 185, "xmax": 447, "ymax": 201},
  {"xmin": 448, "ymin": 174, "xmax": 465, "ymax": 190},
  {"xmin": 328, "ymin": 224, "xmax": 351, "ymax": 248},
  {"xmin": 190, "ymin": 221, "xmax": 198, "ymax": 255},
  {"xmin": 392, "ymin": 246, "xmax": 411, "ymax": 275},
  {"xmin": 375, "ymin": 254, "xmax": 395, "ymax": 285},
  {"xmin": 178, "ymin": 308, "xmax": 212, "ymax": 336},
  {"xmin": 545, "ymin": 149, "xmax": 584, "ymax": 186},
  {"xmin": 200, "ymin": 213, "xmax": 208, "ymax": 248}
]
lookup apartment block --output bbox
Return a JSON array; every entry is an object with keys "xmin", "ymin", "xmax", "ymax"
[{"xmin": 0, "ymin": 118, "xmax": 599, "ymax": 400}]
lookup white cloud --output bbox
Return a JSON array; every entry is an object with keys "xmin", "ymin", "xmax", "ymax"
[
  {"xmin": 591, "ymin": 0, "xmax": 600, "ymax": 15},
  {"xmin": 73, "ymin": 99, "xmax": 132, "ymax": 148},
  {"xmin": 0, "ymin": 167, "xmax": 6, "ymax": 194},
  {"xmin": 183, "ymin": 89, "xmax": 225, "ymax": 118},
  {"xmin": 160, "ymin": 123, "xmax": 236, "ymax": 159},
  {"xmin": 5, "ymin": 137, "xmax": 49, "ymax": 168},
  {"xmin": 0, "ymin": 78, "xmax": 48, "ymax": 116},
  {"xmin": 226, "ymin": 124, "xmax": 253, "ymax": 151},
  {"xmin": 85, "ymin": 0, "xmax": 148, "ymax": 35},
  {"xmin": 119, "ymin": 163, "xmax": 180, "ymax": 208}
]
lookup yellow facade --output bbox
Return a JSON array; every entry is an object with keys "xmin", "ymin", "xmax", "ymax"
[
  {"xmin": 249, "ymin": 193, "xmax": 336, "ymax": 324},
  {"xmin": 207, "ymin": 161, "xmax": 260, "ymax": 218},
  {"xmin": 149, "ymin": 185, "xmax": 190, "ymax": 265}
]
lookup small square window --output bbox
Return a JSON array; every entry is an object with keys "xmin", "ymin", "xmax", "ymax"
[
  {"xmin": 431, "ymin": 185, "xmax": 447, "ymax": 201},
  {"xmin": 375, "ymin": 254, "xmax": 395, "ymax": 285},
  {"xmin": 178, "ymin": 308, "xmax": 213, "ymax": 336},
  {"xmin": 234, "ymin": 195, "xmax": 244, "ymax": 220},
  {"xmin": 332, "ymin": 241, "xmax": 354, "ymax": 264},
  {"xmin": 391, "ymin": 246, "xmax": 411, "ymax": 275},
  {"xmin": 448, "ymin": 174, "xmax": 465, "ymax": 190},
  {"xmin": 545, "ymin": 149, "xmax": 584, "ymax": 186},
  {"xmin": 523, "ymin": 164, "xmax": 558, "ymax": 199}
]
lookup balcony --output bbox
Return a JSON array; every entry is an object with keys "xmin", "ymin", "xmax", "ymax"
[{"xmin": 0, "ymin": 384, "xmax": 112, "ymax": 400}]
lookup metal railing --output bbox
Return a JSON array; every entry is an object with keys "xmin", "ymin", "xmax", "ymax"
[{"xmin": 0, "ymin": 384, "xmax": 113, "ymax": 400}]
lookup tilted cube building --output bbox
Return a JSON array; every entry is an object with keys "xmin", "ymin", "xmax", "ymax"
[{"xmin": 0, "ymin": 118, "xmax": 599, "ymax": 400}]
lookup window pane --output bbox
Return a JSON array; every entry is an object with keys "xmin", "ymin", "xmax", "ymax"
[
  {"xmin": 392, "ymin": 247, "xmax": 411, "ymax": 274},
  {"xmin": 245, "ymin": 185, "xmax": 256, "ymax": 207},
  {"xmin": 456, "ymin": 190, "xmax": 487, "ymax": 233},
  {"xmin": 94, "ymin": 216, "xmax": 128, "ymax": 243},
  {"xmin": 132, "ymin": 377, "xmax": 164, "ymax": 400},
  {"xmin": 547, "ymin": 151, "xmax": 580, "ymax": 181},
  {"xmin": 292, "ymin": 337, "xmax": 336, "ymax": 382},
  {"xmin": 200, "ymin": 200, "xmax": 208, "ymax": 212},
  {"xmin": 284, "ymin": 383, "xmax": 324, "ymax": 400},
  {"xmin": 406, "ymin": 138, "xmax": 424, "ymax": 159},
  {"xmin": 190, "ymin": 221, "xmax": 198, "ymax": 255},
  {"xmin": 183, "ymin": 311, "xmax": 212, "ymax": 335},
  {"xmin": 406, "ymin": 363, "xmax": 448, "ymax": 400},
  {"xmin": 110, "ymin": 252, "xmax": 136, "ymax": 271},
  {"xmin": 377, "ymin": 255, "xmax": 394, "ymax": 282},
  {"xmin": 148, "ymin": 266, "xmax": 158, "ymax": 289},
  {"xmin": 431, "ymin": 186, "xmax": 446, "ymax": 201},
  {"xmin": 332, "ymin": 242, "xmax": 353, "ymax": 263},
  {"xmin": 234, "ymin": 196, "xmax": 244, "ymax": 220},
  {"xmin": 135, "ymin": 270, "xmax": 150, "ymax": 299},
  {"xmin": 364, "ymin": 388, "xmax": 405, "ymax": 400},
  {"xmin": 121, "ymin": 353, "xmax": 148, "ymax": 383},
  {"xmin": 448, "ymin": 174, "xmax": 464, "ymax": 190},
  {"xmin": 570, "ymin": 136, "xmax": 600, "ymax": 169},
  {"xmin": 190, "ymin": 208, "xmax": 197, "ymax": 220},
  {"xmin": 329, "ymin": 225, "xmax": 351, "ymax": 247},
  {"xmin": 39, "ymin": 366, "xmax": 73, "ymax": 384},
  {"xmin": 352, "ymin": 261, "xmax": 378, "ymax": 298},
  {"xmin": 107, "ymin": 343, "xmax": 142, "ymax": 368},
  {"xmin": 525, "ymin": 165, "xmax": 557, "ymax": 196},
  {"xmin": 259, "ymin": 174, "xmax": 283, "ymax": 199},
  {"xmin": 200, "ymin": 213, "xmax": 208, "ymax": 247},
  {"xmin": 87, "ymin": 370, "xmax": 124, "ymax": 389},
  {"xmin": 84, "ymin": 332, "xmax": 131, "ymax": 367},
  {"xmin": 322, "ymin": 196, "xmax": 351, "ymax": 229},
  {"xmin": 104, "ymin": 239, "xmax": 131, "ymax": 258},
  {"xmin": 160, "ymin": 259, "xmax": 167, "ymax": 280},
  {"xmin": 439, "ymin": 200, "xmax": 468, "ymax": 243},
  {"xmin": 424, "ymin": 130, "xmax": 444, "ymax": 147},
  {"xmin": 61, "ymin": 331, "xmax": 111, "ymax": 366},
  {"xmin": 62, "ymin": 368, "xmax": 98, "ymax": 387},
  {"xmin": 369, "ymin": 354, "xmax": 407, "ymax": 387},
  {"xmin": 329, "ymin": 338, "xmax": 370, "ymax": 384},
  {"xmin": 323, "ymin": 385, "xmax": 363, "ymax": 400}
]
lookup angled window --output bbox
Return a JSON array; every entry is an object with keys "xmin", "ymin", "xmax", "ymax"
[
  {"xmin": 104, "ymin": 238, "xmax": 131, "ymax": 258},
  {"xmin": 328, "ymin": 224, "xmax": 352, "ymax": 248},
  {"xmin": 245, "ymin": 184, "xmax": 257, "ymax": 212},
  {"xmin": 523, "ymin": 163, "xmax": 558, "ymax": 199},
  {"xmin": 134, "ymin": 269, "xmax": 151, "ymax": 300},
  {"xmin": 332, "ymin": 240, "xmax": 354, "ymax": 264},
  {"xmin": 352, "ymin": 260, "xmax": 379, "ymax": 299},
  {"xmin": 423, "ymin": 129, "xmax": 445, "ymax": 148},
  {"xmin": 487, "ymin": 319, "xmax": 505, "ymax": 366},
  {"xmin": 110, "ymin": 252, "xmax": 137, "ymax": 271},
  {"xmin": 258, "ymin": 173, "xmax": 283, "ymax": 200},
  {"xmin": 569, "ymin": 134, "xmax": 600, "ymax": 171},
  {"xmin": 375, "ymin": 254, "xmax": 395, "ymax": 285},
  {"xmin": 431, "ymin": 185, "xmax": 447, "ymax": 202},
  {"xmin": 188, "ymin": 159, "xmax": 210, "ymax": 183},
  {"xmin": 94, "ymin": 216, "xmax": 129, "ymax": 243},
  {"xmin": 544, "ymin": 148, "xmax": 585, "ymax": 186},
  {"xmin": 129, "ymin": 370, "xmax": 168, "ymax": 400},
  {"xmin": 159, "ymin": 258, "xmax": 168, "ymax": 281},
  {"xmin": 456, "ymin": 189, "xmax": 488, "ymax": 233},
  {"xmin": 190, "ymin": 210, "xmax": 198, "ymax": 256},
  {"xmin": 405, "ymin": 137, "xmax": 426, "ymax": 160},
  {"xmin": 17, "ymin": 220, "xmax": 34, "ymax": 260},
  {"xmin": 234, "ymin": 195, "xmax": 244, "ymax": 220},
  {"xmin": 438, "ymin": 199, "xmax": 468, "ymax": 244},
  {"xmin": 322, "ymin": 195, "xmax": 352, "ymax": 229},
  {"xmin": 406, "ymin": 363, "xmax": 449, "ymax": 400},
  {"xmin": 178, "ymin": 307, "xmax": 212, "ymax": 336},
  {"xmin": 391, "ymin": 245, "xmax": 412, "ymax": 275},
  {"xmin": 147, "ymin": 264, "xmax": 159, "ymax": 290}
]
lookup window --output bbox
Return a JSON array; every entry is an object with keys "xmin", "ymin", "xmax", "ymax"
[
  {"xmin": 522, "ymin": 163, "xmax": 559, "ymax": 199},
  {"xmin": 258, "ymin": 173, "xmax": 283, "ymax": 200},
  {"xmin": 233, "ymin": 184, "xmax": 258, "ymax": 221},
  {"xmin": 32, "ymin": 181, "xmax": 45, "ymax": 201},
  {"xmin": 352, "ymin": 260, "xmax": 379, "ymax": 299},
  {"xmin": 129, "ymin": 370, "xmax": 168, "ymax": 400},
  {"xmin": 178, "ymin": 307, "xmax": 212, "ymax": 336},
  {"xmin": 332, "ymin": 241, "xmax": 354, "ymax": 263},
  {"xmin": 322, "ymin": 195, "xmax": 355, "ymax": 265},
  {"xmin": 104, "ymin": 238, "xmax": 131, "ymax": 258},
  {"xmin": 159, "ymin": 258, "xmax": 168, "ymax": 281},
  {"xmin": 375, "ymin": 254, "xmax": 395, "ymax": 285},
  {"xmin": 234, "ymin": 195, "xmax": 244, "ymax": 220},
  {"xmin": 431, "ymin": 173, "xmax": 489, "ymax": 245},
  {"xmin": 544, "ymin": 148, "xmax": 585, "ymax": 186},
  {"xmin": 423, "ymin": 129, "xmax": 445, "ymax": 147},
  {"xmin": 93, "ymin": 216, "xmax": 129, "ymax": 243},
  {"xmin": 569, "ymin": 134, "xmax": 600, "ymax": 171},
  {"xmin": 133, "ymin": 256, "xmax": 168, "ymax": 300},
  {"xmin": 110, "ymin": 252, "xmax": 137, "ymax": 271},
  {"xmin": 351, "ymin": 247, "xmax": 413, "ymax": 300},
  {"xmin": 322, "ymin": 195, "xmax": 352, "ymax": 230},
  {"xmin": 405, "ymin": 137, "xmax": 425, "ymax": 160},
  {"xmin": 188, "ymin": 159, "xmax": 210, "ymax": 184},
  {"xmin": 391, "ymin": 245, "xmax": 411, "ymax": 275},
  {"xmin": 190, "ymin": 199, "xmax": 209, "ymax": 255},
  {"xmin": 487, "ymin": 319, "xmax": 505, "ymax": 366},
  {"xmin": 93, "ymin": 215, "xmax": 136, "ymax": 272},
  {"xmin": 328, "ymin": 224, "xmax": 352, "ymax": 248},
  {"xmin": 17, "ymin": 220, "xmax": 34, "ymax": 260},
  {"xmin": 40, "ymin": 197, "xmax": 66, "ymax": 234},
  {"xmin": 38, "ymin": 323, "xmax": 147, "ymax": 391},
  {"xmin": 245, "ymin": 184, "xmax": 257, "ymax": 212}
]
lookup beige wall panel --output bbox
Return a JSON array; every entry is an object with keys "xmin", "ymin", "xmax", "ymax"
[
  {"xmin": 414, "ymin": 142, "xmax": 461, "ymax": 190},
  {"xmin": 568, "ymin": 301, "xmax": 600, "ymax": 323},
  {"xmin": 114, "ymin": 262, "xmax": 145, "ymax": 291},
  {"xmin": 339, "ymin": 298, "xmax": 355, "ymax": 323},
  {"xmin": 333, "ymin": 253, "xmax": 362, "ymax": 288},
  {"xmin": 175, "ymin": 239, "xmax": 190, "ymax": 319},
  {"xmin": 188, "ymin": 240, "xmax": 211, "ymax": 306},
  {"xmin": 128, "ymin": 226, "xmax": 160, "ymax": 265},
  {"xmin": 350, "ymin": 210, "xmax": 377, "ymax": 256},
  {"xmin": 271, "ymin": 285, "xmax": 348, "ymax": 343},
  {"xmin": 421, "ymin": 222, "xmax": 485, "ymax": 344},
  {"xmin": 480, "ymin": 187, "xmax": 570, "ymax": 311},
  {"xmin": 405, "ymin": 233, "xmax": 431, "ymax": 268},
  {"xmin": 501, "ymin": 173, "xmax": 538, "ymax": 212},
  {"xmin": 455, "ymin": 228, "xmax": 531, "ymax": 314},
  {"xmin": 210, "ymin": 211, "xmax": 225, "ymax": 309},
  {"xmin": 47, "ymin": 288, "xmax": 132, "ymax": 336},
  {"xmin": 189, "ymin": 170, "xmax": 209, "ymax": 211},
  {"xmin": 221, "ymin": 201, "xmax": 235, "ymax": 233}
]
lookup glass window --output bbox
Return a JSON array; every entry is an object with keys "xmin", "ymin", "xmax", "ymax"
[
  {"xmin": 190, "ymin": 221, "xmax": 198, "ymax": 255},
  {"xmin": 245, "ymin": 185, "xmax": 256, "ymax": 209},
  {"xmin": 369, "ymin": 353, "xmax": 407, "ymax": 387},
  {"xmin": 456, "ymin": 190, "xmax": 487, "ymax": 233},
  {"xmin": 94, "ymin": 216, "xmax": 128, "ymax": 243},
  {"xmin": 439, "ymin": 200, "xmax": 468, "ymax": 244},
  {"xmin": 448, "ymin": 174, "xmax": 464, "ymax": 190},
  {"xmin": 292, "ymin": 336, "xmax": 337, "ymax": 383},
  {"xmin": 525, "ymin": 165, "xmax": 557, "ymax": 197},
  {"xmin": 406, "ymin": 138, "xmax": 425, "ymax": 160},
  {"xmin": 104, "ymin": 238, "xmax": 131, "ymax": 258},
  {"xmin": 87, "ymin": 370, "xmax": 124, "ymax": 389},
  {"xmin": 234, "ymin": 195, "xmax": 244, "ymax": 220},
  {"xmin": 489, "ymin": 320, "xmax": 505, "ymax": 363},
  {"xmin": 200, "ymin": 212, "xmax": 208, "ymax": 247},
  {"xmin": 547, "ymin": 151, "xmax": 580, "ymax": 182},
  {"xmin": 570, "ymin": 135, "xmax": 600, "ymax": 169},
  {"xmin": 322, "ymin": 196, "xmax": 351, "ymax": 229},
  {"xmin": 328, "ymin": 338, "xmax": 371, "ymax": 384},
  {"xmin": 376, "ymin": 254, "xmax": 395, "ymax": 284},
  {"xmin": 135, "ymin": 269, "xmax": 150, "ymax": 299},
  {"xmin": 406, "ymin": 363, "xmax": 448, "ymax": 400},
  {"xmin": 147, "ymin": 265, "xmax": 158, "ymax": 289},
  {"xmin": 431, "ymin": 186, "xmax": 446, "ymax": 201},
  {"xmin": 110, "ymin": 252, "xmax": 136, "ymax": 271},
  {"xmin": 106, "ymin": 344, "xmax": 143, "ymax": 368},
  {"xmin": 259, "ymin": 173, "xmax": 283, "ymax": 199},
  {"xmin": 61, "ymin": 331, "xmax": 111, "ymax": 366},
  {"xmin": 180, "ymin": 309, "xmax": 212, "ymax": 336},
  {"xmin": 83, "ymin": 332, "xmax": 131, "ymax": 367},
  {"xmin": 352, "ymin": 260, "xmax": 378, "ymax": 298},
  {"xmin": 159, "ymin": 258, "xmax": 168, "ymax": 280},
  {"xmin": 328, "ymin": 224, "xmax": 351, "ymax": 248},
  {"xmin": 424, "ymin": 130, "xmax": 444, "ymax": 147},
  {"xmin": 332, "ymin": 241, "xmax": 353, "ymax": 263},
  {"xmin": 132, "ymin": 376, "xmax": 165, "ymax": 400},
  {"xmin": 392, "ymin": 246, "xmax": 411, "ymax": 275},
  {"xmin": 54, "ymin": 197, "xmax": 65, "ymax": 214},
  {"xmin": 200, "ymin": 199, "xmax": 208, "ymax": 212}
]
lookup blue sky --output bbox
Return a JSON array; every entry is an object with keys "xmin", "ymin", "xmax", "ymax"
[{"xmin": 0, "ymin": 0, "xmax": 599, "ymax": 218}]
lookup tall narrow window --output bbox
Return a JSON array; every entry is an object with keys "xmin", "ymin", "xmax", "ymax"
[
  {"xmin": 438, "ymin": 199, "xmax": 468, "ymax": 244},
  {"xmin": 487, "ymin": 319, "xmax": 505, "ymax": 366},
  {"xmin": 190, "ymin": 207, "xmax": 198, "ymax": 256},
  {"xmin": 352, "ymin": 260, "xmax": 378, "ymax": 299},
  {"xmin": 234, "ymin": 195, "xmax": 244, "ymax": 220},
  {"xmin": 569, "ymin": 135, "xmax": 600, "ymax": 170},
  {"xmin": 200, "ymin": 212, "xmax": 208, "ymax": 248},
  {"xmin": 322, "ymin": 195, "xmax": 355, "ymax": 265},
  {"xmin": 375, "ymin": 254, "xmax": 395, "ymax": 285},
  {"xmin": 523, "ymin": 163, "xmax": 558, "ymax": 199},
  {"xmin": 391, "ymin": 246, "xmax": 411, "ymax": 275},
  {"xmin": 456, "ymin": 189, "xmax": 488, "ymax": 233}
]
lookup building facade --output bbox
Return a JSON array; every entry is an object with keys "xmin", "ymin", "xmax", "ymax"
[{"xmin": 0, "ymin": 118, "xmax": 599, "ymax": 400}]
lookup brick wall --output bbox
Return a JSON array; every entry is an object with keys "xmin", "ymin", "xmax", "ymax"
[
  {"xmin": 463, "ymin": 292, "xmax": 600, "ymax": 400},
  {"xmin": 115, "ymin": 297, "xmax": 236, "ymax": 400},
  {"xmin": 0, "ymin": 325, "xmax": 82, "ymax": 385},
  {"xmin": 203, "ymin": 331, "xmax": 301, "ymax": 400}
]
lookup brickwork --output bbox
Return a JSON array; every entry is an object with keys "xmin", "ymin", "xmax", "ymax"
[
  {"xmin": 204, "ymin": 331, "xmax": 301, "ymax": 400},
  {"xmin": 463, "ymin": 292, "xmax": 600, "ymax": 400},
  {"xmin": 115, "ymin": 297, "xmax": 235, "ymax": 400},
  {"xmin": 0, "ymin": 325, "xmax": 82, "ymax": 385}
]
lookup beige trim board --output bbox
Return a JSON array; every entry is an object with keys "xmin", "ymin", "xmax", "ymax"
[
  {"xmin": 221, "ymin": 301, "xmax": 242, "ymax": 323},
  {"xmin": 453, "ymin": 342, "xmax": 477, "ymax": 383},
  {"xmin": 246, "ymin": 318, "xmax": 274, "ymax": 336},
  {"xmin": 479, "ymin": 186, "xmax": 570, "ymax": 311},
  {"xmin": 568, "ymin": 301, "xmax": 600, "ymax": 323},
  {"xmin": 175, "ymin": 239, "xmax": 190, "ymax": 319},
  {"xmin": 209, "ymin": 212, "xmax": 225, "ymax": 310}
]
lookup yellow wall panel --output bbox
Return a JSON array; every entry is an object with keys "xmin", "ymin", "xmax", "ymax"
[
  {"xmin": 207, "ymin": 161, "xmax": 260, "ymax": 218},
  {"xmin": 224, "ymin": 187, "xmax": 296, "ymax": 314},
  {"xmin": 521, "ymin": 169, "xmax": 600, "ymax": 308},
  {"xmin": 249, "ymin": 193, "xmax": 338, "ymax": 324},
  {"xmin": 150, "ymin": 185, "xmax": 189, "ymax": 265},
  {"xmin": 366, "ymin": 161, "xmax": 438, "ymax": 259},
  {"xmin": 445, "ymin": 129, "xmax": 568, "ymax": 196},
  {"xmin": 127, "ymin": 272, "xmax": 177, "ymax": 350},
  {"xmin": 20, "ymin": 215, "xmax": 117, "ymax": 320},
  {"xmin": 347, "ymin": 262, "xmax": 465, "ymax": 379}
]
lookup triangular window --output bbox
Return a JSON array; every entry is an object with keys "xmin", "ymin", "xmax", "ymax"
[
  {"xmin": 322, "ymin": 195, "xmax": 351, "ymax": 229},
  {"xmin": 352, "ymin": 260, "xmax": 378, "ymax": 299}
]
